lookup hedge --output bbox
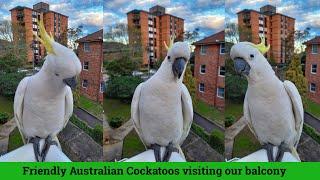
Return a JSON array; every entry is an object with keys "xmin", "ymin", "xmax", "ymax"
[
  {"xmin": 303, "ymin": 124, "xmax": 320, "ymax": 144},
  {"xmin": 191, "ymin": 123, "xmax": 224, "ymax": 154},
  {"xmin": 109, "ymin": 116, "xmax": 123, "ymax": 128},
  {"xmin": 0, "ymin": 112, "xmax": 9, "ymax": 124},
  {"xmin": 225, "ymin": 115, "xmax": 235, "ymax": 127},
  {"xmin": 70, "ymin": 115, "xmax": 103, "ymax": 145}
]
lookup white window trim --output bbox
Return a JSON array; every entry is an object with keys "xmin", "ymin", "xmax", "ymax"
[
  {"xmin": 200, "ymin": 46, "xmax": 206, "ymax": 55},
  {"xmin": 220, "ymin": 43, "xmax": 225, "ymax": 54},
  {"xmin": 311, "ymin": 44, "xmax": 318, "ymax": 54},
  {"xmin": 82, "ymin": 80, "xmax": 88, "ymax": 89},
  {"xmin": 217, "ymin": 87, "xmax": 225, "ymax": 99},
  {"xmin": 83, "ymin": 43, "xmax": 90, "ymax": 52},
  {"xmin": 310, "ymin": 83, "xmax": 316, "ymax": 93},
  {"xmin": 311, "ymin": 64, "xmax": 317, "ymax": 74},
  {"xmin": 83, "ymin": 61, "xmax": 89, "ymax": 71},
  {"xmin": 200, "ymin": 65, "xmax": 206, "ymax": 74},
  {"xmin": 218, "ymin": 66, "xmax": 225, "ymax": 77},
  {"xmin": 198, "ymin": 83, "xmax": 204, "ymax": 93},
  {"xmin": 100, "ymin": 82, "xmax": 104, "ymax": 93}
]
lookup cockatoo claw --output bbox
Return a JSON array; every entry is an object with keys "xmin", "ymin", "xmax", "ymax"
[
  {"xmin": 262, "ymin": 143, "xmax": 274, "ymax": 162},
  {"xmin": 162, "ymin": 142, "xmax": 179, "ymax": 162},
  {"xmin": 40, "ymin": 135, "xmax": 58, "ymax": 162},
  {"xmin": 29, "ymin": 136, "xmax": 41, "ymax": 162},
  {"xmin": 150, "ymin": 144, "xmax": 161, "ymax": 162},
  {"xmin": 275, "ymin": 142, "xmax": 291, "ymax": 162}
]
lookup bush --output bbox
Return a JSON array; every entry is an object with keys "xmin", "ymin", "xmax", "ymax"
[
  {"xmin": 209, "ymin": 130, "xmax": 224, "ymax": 154},
  {"xmin": 303, "ymin": 124, "xmax": 320, "ymax": 144},
  {"xmin": 0, "ymin": 112, "xmax": 9, "ymax": 124},
  {"xmin": 92, "ymin": 125, "xmax": 103, "ymax": 144},
  {"xmin": 0, "ymin": 72, "xmax": 26, "ymax": 97},
  {"xmin": 109, "ymin": 117, "xmax": 123, "ymax": 128},
  {"xmin": 191, "ymin": 123, "xmax": 209, "ymax": 142},
  {"xmin": 225, "ymin": 115, "xmax": 235, "ymax": 127},
  {"xmin": 106, "ymin": 76, "xmax": 143, "ymax": 101}
]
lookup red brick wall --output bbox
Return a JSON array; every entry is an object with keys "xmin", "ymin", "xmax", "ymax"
[
  {"xmin": 194, "ymin": 44, "xmax": 225, "ymax": 109},
  {"xmin": 305, "ymin": 44, "xmax": 320, "ymax": 104},
  {"xmin": 78, "ymin": 41, "xmax": 103, "ymax": 103}
]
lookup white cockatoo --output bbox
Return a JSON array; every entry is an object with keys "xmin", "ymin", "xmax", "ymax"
[
  {"xmin": 14, "ymin": 20, "xmax": 81, "ymax": 161},
  {"xmin": 131, "ymin": 38, "xmax": 193, "ymax": 162},
  {"xmin": 230, "ymin": 37, "xmax": 304, "ymax": 161}
]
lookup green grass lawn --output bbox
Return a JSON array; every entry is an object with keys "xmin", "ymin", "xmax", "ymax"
[
  {"xmin": 122, "ymin": 130, "xmax": 145, "ymax": 158},
  {"xmin": 305, "ymin": 98, "xmax": 320, "ymax": 119},
  {"xmin": 194, "ymin": 99, "xmax": 224, "ymax": 125},
  {"xmin": 7, "ymin": 127, "xmax": 23, "ymax": 152},
  {"xmin": 78, "ymin": 96, "xmax": 104, "ymax": 119},
  {"xmin": 103, "ymin": 98, "xmax": 131, "ymax": 122},
  {"xmin": 233, "ymin": 126, "xmax": 260, "ymax": 158},
  {"xmin": 225, "ymin": 100, "xmax": 243, "ymax": 119},
  {"xmin": 0, "ymin": 96, "xmax": 14, "ymax": 117}
]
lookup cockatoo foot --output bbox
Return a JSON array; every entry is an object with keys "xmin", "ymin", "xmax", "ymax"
[
  {"xmin": 162, "ymin": 142, "xmax": 179, "ymax": 162},
  {"xmin": 150, "ymin": 144, "xmax": 161, "ymax": 162},
  {"xmin": 275, "ymin": 142, "xmax": 291, "ymax": 162},
  {"xmin": 40, "ymin": 135, "xmax": 58, "ymax": 162},
  {"xmin": 262, "ymin": 143, "xmax": 274, "ymax": 162},
  {"xmin": 29, "ymin": 136, "xmax": 41, "ymax": 162}
]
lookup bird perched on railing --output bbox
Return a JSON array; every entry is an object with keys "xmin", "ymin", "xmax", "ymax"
[
  {"xmin": 131, "ymin": 37, "xmax": 193, "ymax": 162},
  {"xmin": 230, "ymin": 37, "xmax": 304, "ymax": 162},
  {"xmin": 13, "ymin": 19, "xmax": 81, "ymax": 161}
]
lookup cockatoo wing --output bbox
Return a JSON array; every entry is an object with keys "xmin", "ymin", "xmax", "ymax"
[
  {"xmin": 131, "ymin": 83, "xmax": 147, "ymax": 148},
  {"xmin": 14, "ymin": 77, "xmax": 30, "ymax": 144},
  {"xmin": 283, "ymin": 80, "xmax": 304, "ymax": 148},
  {"xmin": 179, "ymin": 84, "xmax": 193, "ymax": 145},
  {"xmin": 243, "ymin": 92, "xmax": 258, "ymax": 139},
  {"xmin": 63, "ymin": 86, "xmax": 73, "ymax": 128}
]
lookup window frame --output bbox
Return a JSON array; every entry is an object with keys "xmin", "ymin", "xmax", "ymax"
[
  {"xmin": 311, "ymin": 64, "xmax": 317, "ymax": 74},
  {"xmin": 220, "ymin": 43, "xmax": 225, "ymax": 54},
  {"xmin": 217, "ymin": 87, "xmax": 225, "ymax": 98},
  {"xmin": 310, "ymin": 83, "xmax": 316, "ymax": 93},
  {"xmin": 82, "ymin": 79, "xmax": 88, "ymax": 88},
  {"xmin": 83, "ymin": 61, "xmax": 89, "ymax": 71},
  {"xmin": 83, "ymin": 42, "xmax": 90, "ymax": 52},
  {"xmin": 200, "ymin": 45, "xmax": 207, "ymax": 55},
  {"xmin": 200, "ymin": 64, "xmax": 206, "ymax": 74},
  {"xmin": 218, "ymin": 66, "xmax": 225, "ymax": 77},
  {"xmin": 199, "ymin": 83, "xmax": 205, "ymax": 93},
  {"xmin": 311, "ymin": 44, "xmax": 318, "ymax": 54}
]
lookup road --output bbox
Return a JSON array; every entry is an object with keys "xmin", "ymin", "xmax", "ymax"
[
  {"xmin": 73, "ymin": 108, "xmax": 102, "ymax": 129},
  {"xmin": 193, "ymin": 112, "xmax": 224, "ymax": 133},
  {"xmin": 304, "ymin": 112, "xmax": 320, "ymax": 132}
]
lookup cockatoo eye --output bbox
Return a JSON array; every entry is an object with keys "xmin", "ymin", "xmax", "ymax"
[
  {"xmin": 250, "ymin": 54, "xmax": 254, "ymax": 58},
  {"xmin": 55, "ymin": 73, "xmax": 59, "ymax": 77},
  {"xmin": 168, "ymin": 56, "xmax": 171, "ymax": 60}
]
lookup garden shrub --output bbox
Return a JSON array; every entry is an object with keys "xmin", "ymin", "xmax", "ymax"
[
  {"xmin": 109, "ymin": 116, "xmax": 123, "ymax": 128},
  {"xmin": 0, "ymin": 112, "xmax": 9, "ymax": 124},
  {"xmin": 303, "ymin": 124, "xmax": 320, "ymax": 144},
  {"xmin": 209, "ymin": 130, "xmax": 224, "ymax": 154},
  {"xmin": 225, "ymin": 115, "xmax": 235, "ymax": 127}
]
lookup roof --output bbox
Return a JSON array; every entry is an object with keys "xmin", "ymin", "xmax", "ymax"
[
  {"xmin": 10, "ymin": 6, "xmax": 68, "ymax": 17},
  {"xmin": 237, "ymin": 8, "xmax": 295, "ymax": 20},
  {"xmin": 304, "ymin": 36, "xmax": 320, "ymax": 45},
  {"xmin": 193, "ymin": 31, "xmax": 224, "ymax": 46},
  {"xmin": 77, "ymin": 30, "xmax": 103, "ymax": 43}
]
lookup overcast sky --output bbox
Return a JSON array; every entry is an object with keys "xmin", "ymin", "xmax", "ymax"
[{"xmin": 226, "ymin": 0, "xmax": 320, "ymax": 38}]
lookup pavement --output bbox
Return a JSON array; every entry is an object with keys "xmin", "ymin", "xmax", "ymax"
[
  {"xmin": 0, "ymin": 119, "xmax": 17, "ymax": 155},
  {"xmin": 73, "ymin": 108, "xmax": 103, "ymax": 129},
  {"xmin": 58, "ymin": 122, "xmax": 103, "ymax": 162},
  {"xmin": 297, "ymin": 132, "xmax": 320, "ymax": 161},
  {"xmin": 193, "ymin": 112, "xmax": 224, "ymax": 133},
  {"xmin": 304, "ymin": 112, "xmax": 320, "ymax": 132}
]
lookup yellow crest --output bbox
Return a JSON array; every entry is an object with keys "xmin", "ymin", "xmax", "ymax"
[
  {"xmin": 34, "ymin": 19, "xmax": 55, "ymax": 54},
  {"xmin": 250, "ymin": 36, "xmax": 270, "ymax": 54},
  {"xmin": 164, "ymin": 34, "xmax": 175, "ymax": 51}
]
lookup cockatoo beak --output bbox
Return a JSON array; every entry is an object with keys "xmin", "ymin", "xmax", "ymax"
[
  {"xmin": 63, "ymin": 76, "xmax": 77, "ymax": 89},
  {"xmin": 233, "ymin": 57, "xmax": 251, "ymax": 76},
  {"xmin": 172, "ymin": 57, "xmax": 186, "ymax": 79}
]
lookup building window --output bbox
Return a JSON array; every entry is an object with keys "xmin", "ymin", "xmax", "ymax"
[
  {"xmin": 219, "ymin": 66, "xmax": 226, "ymax": 76},
  {"xmin": 310, "ymin": 83, "xmax": 316, "ymax": 93},
  {"xmin": 82, "ymin": 80, "xmax": 88, "ymax": 88},
  {"xmin": 311, "ymin": 64, "xmax": 317, "ymax": 74},
  {"xmin": 84, "ymin": 43, "xmax": 90, "ymax": 52},
  {"xmin": 83, "ymin": 61, "xmax": 89, "ymax": 70},
  {"xmin": 312, "ymin": 44, "xmax": 318, "ymax": 54},
  {"xmin": 217, "ymin": 87, "xmax": 225, "ymax": 98},
  {"xmin": 100, "ymin": 82, "xmax": 104, "ymax": 93},
  {"xmin": 199, "ymin": 83, "xmax": 205, "ymax": 93},
  {"xmin": 200, "ymin": 46, "xmax": 207, "ymax": 55},
  {"xmin": 220, "ymin": 43, "xmax": 225, "ymax": 54},
  {"xmin": 200, "ymin": 65, "xmax": 206, "ymax": 74}
]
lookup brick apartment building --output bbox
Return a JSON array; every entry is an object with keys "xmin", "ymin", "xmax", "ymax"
[
  {"xmin": 77, "ymin": 30, "xmax": 104, "ymax": 103},
  {"xmin": 193, "ymin": 31, "xmax": 225, "ymax": 109},
  {"xmin": 127, "ymin": 5, "xmax": 184, "ymax": 66},
  {"xmin": 237, "ymin": 5, "xmax": 295, "ymax": 64},
  {"xmin": 10, "ymin": 2, "xmax": 68, "ymax": 64},
  {"xmin": 305, "ymin": 36, "xmax": 320, "ymax": 104}
]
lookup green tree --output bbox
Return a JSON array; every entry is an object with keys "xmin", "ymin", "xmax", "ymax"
[
  {"xmin": 183, "ymin": 65, "xmax": 196, "ymax": 103},
  {"xmin": 106, "ymin": 76, "xmax": 143, "ymax": 102},
  {"xmin": 285, "ymin": 55, "xmax": 308, "ymax": 106},
  {"xmin": 105, "ymin": 55, "xmax": 140, "ymax": 78},
  {"xmin": 0, "ymin": 72, "xmax": 25, "ymax": 97}
]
